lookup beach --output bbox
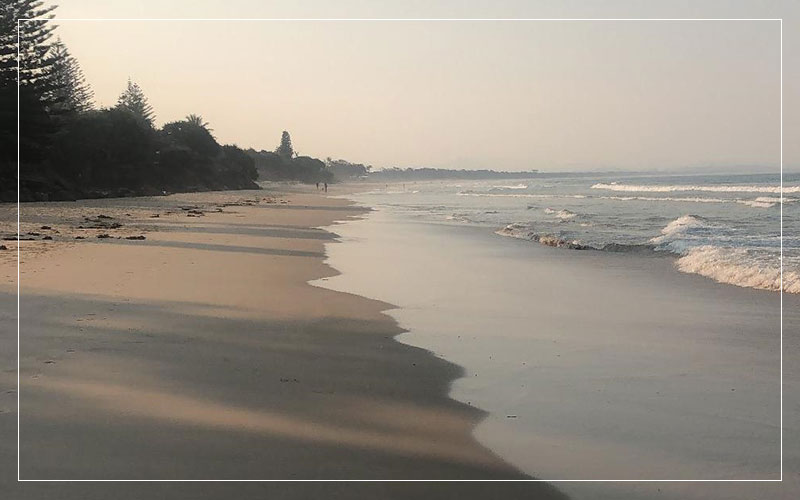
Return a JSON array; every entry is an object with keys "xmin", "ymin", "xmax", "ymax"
[
  {"xmin": 0, "ymin": 183, "xmax": 797, "ymax": 499},
  {"xmin": 319, "ymin": 200, "xmax": 798, "ymax": 499},
  {"xmin": 0, "ymin": 186, "xmax": 569, "ymax": 498}
]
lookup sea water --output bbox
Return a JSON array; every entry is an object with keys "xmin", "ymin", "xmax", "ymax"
[
  {"xmin": 352, "ymin": 172, "xmax": 799, "ymax": 293},
  {"xmin": 318, "ymin": 171, "xmax": 799, "ymax": 498}
]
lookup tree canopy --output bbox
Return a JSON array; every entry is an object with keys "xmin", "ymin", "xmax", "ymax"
[
  {"xmin": 275, "ymin": 130, "xmax": 294, "ymax": 159},
  {"xmin": 47, "ymin": 38, "xmax": 94, "ymax": 114},
  {"xmin": 2, "ymin": 6, "xmax": 340, "ymax": 202},
  {"xmin": 116, "ymin": 78, "xmax": 155, "ymax": 126}
]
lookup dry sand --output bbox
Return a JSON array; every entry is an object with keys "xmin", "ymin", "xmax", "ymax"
[{"xmin": 0, "ymin": 187, "xmax": 565, "ymax": 498}]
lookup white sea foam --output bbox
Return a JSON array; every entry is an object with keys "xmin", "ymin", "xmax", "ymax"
[
  {"xmin": 357, "ymin": 189, "xmax": 419, "ymax": 195},
  {"xmin": 495, "ymin": 183, "xmax": 528, "ymax": 190},
  {"xmin": 495, "ymin": 223, "xmax": 585, "ymax": 249},
  {"xmin": 458, "ymin": 192, "xmax": 587, "ymax": 199},
  {"xmin": 592, "ymin": 194, "xmax": 792, "ymax": 208},
  {"xmin": 739, "ymin": 200, "xmax": 775, "ymax": 208},
  {"xmin": 649, "ymin": 215, "xmax": 713, "ymax": 248},
  {"xmin": 545, "ymin": 208, "xmax": 578, "ymax": 220},
  {"xmin": 650, "ymin": 215, "xmax": 799, "ymax": 293},
  {"xmin": 676, "ymin": 246, "xmax": 799, "ymax": 293},
  {"xmin": 592, "ymin": 183, "xmax": 800, "ymax": 194}
]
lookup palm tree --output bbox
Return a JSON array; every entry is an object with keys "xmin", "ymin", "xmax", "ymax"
[{"xmin": 185, "ymin": 114, "xmax": 211, "ymax": 131}]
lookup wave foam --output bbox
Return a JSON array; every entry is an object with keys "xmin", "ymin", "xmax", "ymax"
[
  {"xmin": 592, "ymin": 183, "xmax": 800, "ymax": 194},
  {"xmin": 650, "ymin": 216, "xmax": 798, "ymax": 293},
  {"xmin": 496, "ymin": 223, "xmax": 586, "ymax": 249},
  {"xmin": 601, "ymin": 195, "xmax": 788, "ymax": 208},
  {"xmin": 676, "ymin": 246, "xmax": 799, "ymax": 293},
  {"xmin": 544, "ymin": 208, "xmax": 578, "ymax": 220},
  {"xmin": 459, "ymin": 192, "xmax": 587, "ymax": 199},
  {"xmin": 649, "ymin": 215, "xmax": 713, "ymax": 249}
]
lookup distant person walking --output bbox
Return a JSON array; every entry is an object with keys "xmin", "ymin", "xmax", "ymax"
[
  {"xmin": 324, "ymin": 182, "xmax": 328, "ymax": 193},
  {"xmin": 315, "ymin": 182, "xmax": 319, "ymax": 190}
]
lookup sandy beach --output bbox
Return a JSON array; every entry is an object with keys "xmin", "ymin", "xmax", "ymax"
[{"xmin": 0, "ymin": 186, "xmax": 569, "ymax": 498}]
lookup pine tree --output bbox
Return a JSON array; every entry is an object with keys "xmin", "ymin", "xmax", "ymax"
[
  {"xmin": 47, "ymin": 38, "xmax": 94, "ymax": 114},
  {"xmin": 1, "ymin": 1, "xmax": 57, "ymax": 92},
  {"xmin": 0, "ymin": 1, "xmax": 59, "ymax": 164},
  {"xmin": 116, "ymin": 78, "xmax": 155, "ymax": 126},
  {"xmin": 275, "ymin": 130, "xmax": 294, "ymax": 159}
]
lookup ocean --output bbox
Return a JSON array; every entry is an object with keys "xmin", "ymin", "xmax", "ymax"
[
  {"xmin": 352, "ymin": 172, "xmax": 799, "ymax": 294},
  {"xmin": 317, "ymin": 171, "xmax": 799, "ymax": 499}
]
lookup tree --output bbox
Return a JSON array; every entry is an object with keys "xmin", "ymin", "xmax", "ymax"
[
  {"xmin": 0, "ymin": 0, "xmax": 59, "ymax": 165},
  {"xmin": 47, "ymin": 38, "xmax": 94, "ymax": 114},
  {"xmin": 116, "ymin": 78, "xmax": 154, "ymax": 126},
  {"xmin": 185, "ymin": 113, "xmax": 210, "ymax": 130},
  {"xmin": 161, "ymin": 118, "xmax": 220, "ymax": 157},
  {"xmin": 49, "ymin": 108, "xmax": 158, "ymax": 187},
  {"xmin": 325, "ymin": 157, "xmax": 371, "ymax": 181},
  {"xmin": 275, "ymin": 130, "xmax": 294, "ymax": 159}
]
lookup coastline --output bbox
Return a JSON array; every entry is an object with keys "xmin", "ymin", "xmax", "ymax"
[
  {"xmin": 0, "ymin": 187, "xmax": 571, "ymax": 496},
  {"xmin": 319, "ymin": 190, "xmax": 799, "ymax": 500}
]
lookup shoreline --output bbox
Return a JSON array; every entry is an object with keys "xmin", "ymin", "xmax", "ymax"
[
  {"xmin": 1, "ymin": 187, "xmax": 572, "ymax": 494},
  {"xmin": 319, "ymin": 195, "xmax": 798, "ymax": 499}
]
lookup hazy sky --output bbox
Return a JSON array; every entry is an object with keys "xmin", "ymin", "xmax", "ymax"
[{"xmin": 48, "ymin": 0, "xmax": 797, "ymax": 172}]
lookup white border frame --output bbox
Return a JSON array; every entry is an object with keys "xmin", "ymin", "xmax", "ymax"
[{"xmin": 16, "ymin": 17, "xmax": 784, "ymax": 483}]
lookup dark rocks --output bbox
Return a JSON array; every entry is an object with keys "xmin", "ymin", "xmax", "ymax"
[
  {"xmin": 96, "ymin": 234, "xmax": 111, "ymax": 239},
  {"xmin": 74, "ymin": 236, "xmax": 85, "ymax": 240},
  {"xmin": 40, "ymin": 226, "xmax": 52, "ymax": 230},
  {"xmin": 79, "ymin": 216, "xmax": 122, "ymax": 229},
  {"xmin": 42, "ymin": 236, "xmax": 53, "ymax": 240},
  {"xmin": 125, "ymin": 235, "xmax": 146, "ymax": 240},
  {"xmin": 0, "ymin": 245, "xmax": 6, "ymax": 250}
]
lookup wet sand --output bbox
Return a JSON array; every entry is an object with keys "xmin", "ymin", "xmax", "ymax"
[
  {"xmin": 318, "ymin": 196, "xmax": 799, "ymax": 499},
  {"xmin": 0, "ymin": 187, "xmax": 565, "ymax": 498}
]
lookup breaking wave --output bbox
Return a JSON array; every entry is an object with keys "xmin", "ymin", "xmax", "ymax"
[
  {"xmin": 459, "ymin": 191, "xmax": 587, "ymax": 199},
  {"xmin": 592, "ymin": 183, "xmax": 800, "ymax": 194},
  {"xmin": 496, "ymin": 223, "xmax": 652, "ymax": 253},
  {"xmin": 601, "ymin": 195, "xmax": 795, "ymax": 209},
  {"xmin": 650, "ymin": 215, "xmax": 797, "ymax": 293},
  {"xmin": 648, "ymin": 214, "xmax": 716, "ymax": 251},
  {"xmin": 676, "ymin": 246, "xmax": 798, "ymax": 293},
  {"xmin": 495, "ymin": 223, "xmax": 587, "ymax": 249},
  {"xmin": 544, "ymin": 208, "xmax": 578, "ymax": 220},
  {"xmin": 496, "ymin": 215, "xmax": 797, "ymax": 293}
]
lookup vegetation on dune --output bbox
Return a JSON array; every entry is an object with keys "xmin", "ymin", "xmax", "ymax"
[
  {"xmin": 325, "ymin": 158, "xmax": 371, "ymax": 181},
  {"xmin": 1, "ymin": 2, "xmax": 539, "ymax": 202},
  {"xmin": 0, "ymin": 3, "xmax": 332, "ymax": 202},
  {"xmin": 246, "ymin": 131, "xmax": 333, "ymax": 184}
]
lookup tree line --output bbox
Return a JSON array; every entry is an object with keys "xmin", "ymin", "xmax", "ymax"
[
  {"xmin": 0, "ymin": 2, "xmax": 338, "ymax": 202},
  {"xmin": 1, "ymin": 2, "xmax": 540, "ymax": 203}
]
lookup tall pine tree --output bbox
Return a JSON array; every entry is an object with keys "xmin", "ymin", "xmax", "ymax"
[
  {"xmin": 116, "ymin": 78, "xmax": 154, "ymax": 126},
  {"xmin": 0, "ymin": 0, "xmax": 59, "ymax": 166},
  {"xmin": 275, "ymin": 130, "xmax": 294, "ymax": 159},
  {"xmin": 47, "ymin": 38, "xmax": 94, "ymax": 114}
]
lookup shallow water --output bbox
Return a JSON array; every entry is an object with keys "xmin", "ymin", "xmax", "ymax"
[
  {"xmin": 349, "ymin": 172, "xmax": 799, "ymax": 293},
  {"xmin": 317, "ymin": 191, "xmax": 799, "ymax": 498}
]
